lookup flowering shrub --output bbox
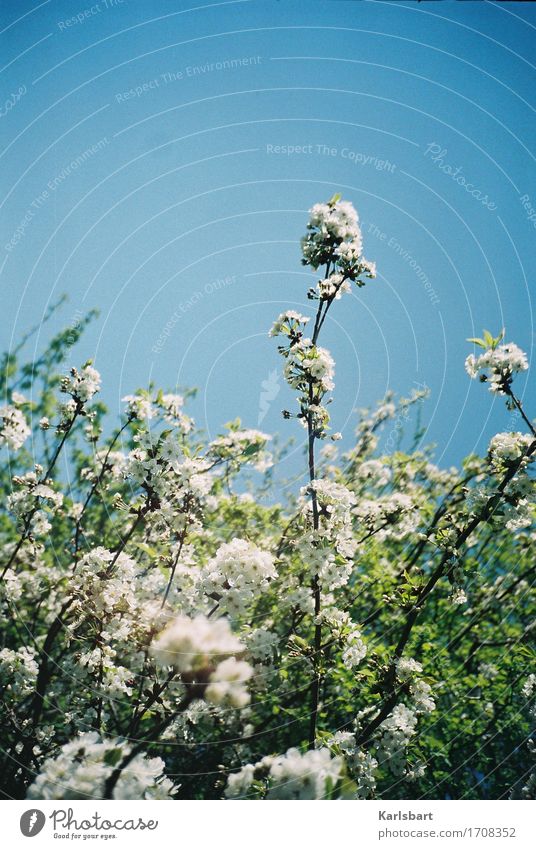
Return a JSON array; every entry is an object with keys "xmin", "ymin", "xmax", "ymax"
[{"xmin": 0, "ymin": 197, "xmax": 534, "ymax": 801}]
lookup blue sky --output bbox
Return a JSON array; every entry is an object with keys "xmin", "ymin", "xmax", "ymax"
[{"xmin": 1, "ymin": 0, "xmax": 535, "ymax": 489}]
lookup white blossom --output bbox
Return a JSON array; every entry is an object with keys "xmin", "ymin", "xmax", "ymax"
[
  {"xmin": 0, "ymin": 646, "xmax": 38, "ymax": 699},
  {"xmin": 341, "ymin": 631, "xmax": 367, "ymax": 669},
  {"xmin": 396, "ymin": 656, "xmax": 423, "ymax": 682},
  {"xmin": 284, "ymin": 340, "xmax": 335, "ymax": 395},
  {"xmin": 26, "ymin": 733, "xmax": 176, "ymax": 799},
  {"xmin": 269, "ymin": 311, "xmax": 310, "ymax": 337},
  {"xmin": 151, "ymin": 614, "xmax": 245, "ymax": 675},
  {"xmin": 225, "ymin": 747, "xmax": 350, "ymax": 800},
  {"xmin": 205, "ymin": 657, "xmax": 253, "ymax": 708},
  {"xmin": 0, "ymin": 404, "xmax": 30, "ymax": 450},
  {"xmin": 465, "ymin": 342, "xmax": 528, "ymax": 394},
  {"xmin": 122, "ymin": 392, "xmax": 154, "ymax": 420},
  {"xmin": 375, "ymin": 704, "xmax": 419, "ymax": 777},
  {"xmin": 488, "ymin": 432, "xmax": 533, "ymax": 471},
  {"xmin": 61, "ymin": 365, "xmax": 101, "ymax": 403},
  {"xmin": 328, "ymin": 732, "xmax": 378, "ymax": 798},
  {"xmin": 7, "ymin": 472, "xmax": 63, "ymax": 536},
  {"xmin": 267, "ymin": 747, "xmax": 347, "ymax": 799},
  {"xmin": 245, "ymin": 627, "xmax": 279, "ymax": 662},
  {"xmin": 199, "ymin": 538, "xmax": 277, "ymax": 616},
  {"xmin": 522, "ymin": 675, "xmax": 536, "ymax": 700}
]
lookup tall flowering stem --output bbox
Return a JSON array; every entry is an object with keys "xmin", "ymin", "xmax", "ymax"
[{"xmin": 271, "ymin": 196, "xmax": 376, "ymax": 747}]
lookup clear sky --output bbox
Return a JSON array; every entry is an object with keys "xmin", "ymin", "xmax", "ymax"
[{"xmin": 1, "ymin": 0, "xmax": 535, "ymax": 490}]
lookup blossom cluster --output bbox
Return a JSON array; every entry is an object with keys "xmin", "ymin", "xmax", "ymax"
[
  {"xmin": 271, "ymin": 198, "xmax": 376, "ymax": 440},
  {"xmin": 298, "ymin": 480, "xmax": 357, "ymax": 588},
  {"xmin": 122, "ymin": 390, "xmax": 192, "ymax": 431},
  {"xmin": 26, "ymin": 733, "xmax": 176, "ymax": 799},
  {"xmin": 225, "ymin": 747, "xmax": 350, "ymax": 799},
  {"xmin": 0, "ymin": 402, "xmax": 30, "ymax": 450},
  {"xmin": 465, "ymin": 341, "xmax": 528, "ymax": 394},
  {"xmin": 197, "ymin": 537, "xmax": 277, "ymax": 616},
  {"xmin": 488, "ymin": 432, "xmax": 533, "ymax": 472},
  {"xmin": 353, "ymin": 491, "xmax": 418, "ymax": 541},
  {"xmin": 269, "ymin": 310, "xmax": 310, "ymax": 339},
  {"xmin": 151, "ymin": 614, "xmax": 253, "ymax": 708},
  {"xmin": 7, "ymin": 469, "xmax": 64, "ymax": 537},
  {"xmin": 459, "ymin": 430, "xmax": 535, "ymax": 533},
  {"xmin": 60, "ymin": 364, "xmax": 101, "ymax": 403},
  {"xmin": 301, "ymin": 197, "xmax": 376, "ymax": 290},
  {"xmin": 124, "ymin": 429, "xmax": 212, "ymax": 508},
  {"xmin": 0, "ymin": 646, "xmax": 38, "ymax": 701},
  {"xmin": 329, "ymin": 732, "xmax": 379, "ymax": 798}
]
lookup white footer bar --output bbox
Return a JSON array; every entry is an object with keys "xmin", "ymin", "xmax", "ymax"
[{"xmin": 3, "ymin": 799, "xmax": 534, "ymax": 849}]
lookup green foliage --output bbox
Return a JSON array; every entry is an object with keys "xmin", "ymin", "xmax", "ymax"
[{"xmin": 0, "ymin": 305, "xmax": 533, "ymax": 803}]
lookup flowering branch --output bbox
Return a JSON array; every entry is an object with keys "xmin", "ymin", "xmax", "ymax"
[{"xmin": 271, "ymin": 196, "xmax": 376, "ymax": 748}]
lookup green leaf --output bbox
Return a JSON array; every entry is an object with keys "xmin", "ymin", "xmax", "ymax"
[
  {"xmin": 483, "ymin": 329, "xmax": 494, "ymax": 348},
  {"xmin": 493, "ymin": 328, "xmax": 505, "ymax": 348},
  {"xmin": 468, "ymin": 328, "xmax": 505, "ymax": 350},
  {"xmin": 243, "ymin": 443, "xmax": 261, "ymax": 457},
  {"xmin": 103, "ymin": 748, "xmax": 123, "ymax": 767}
]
